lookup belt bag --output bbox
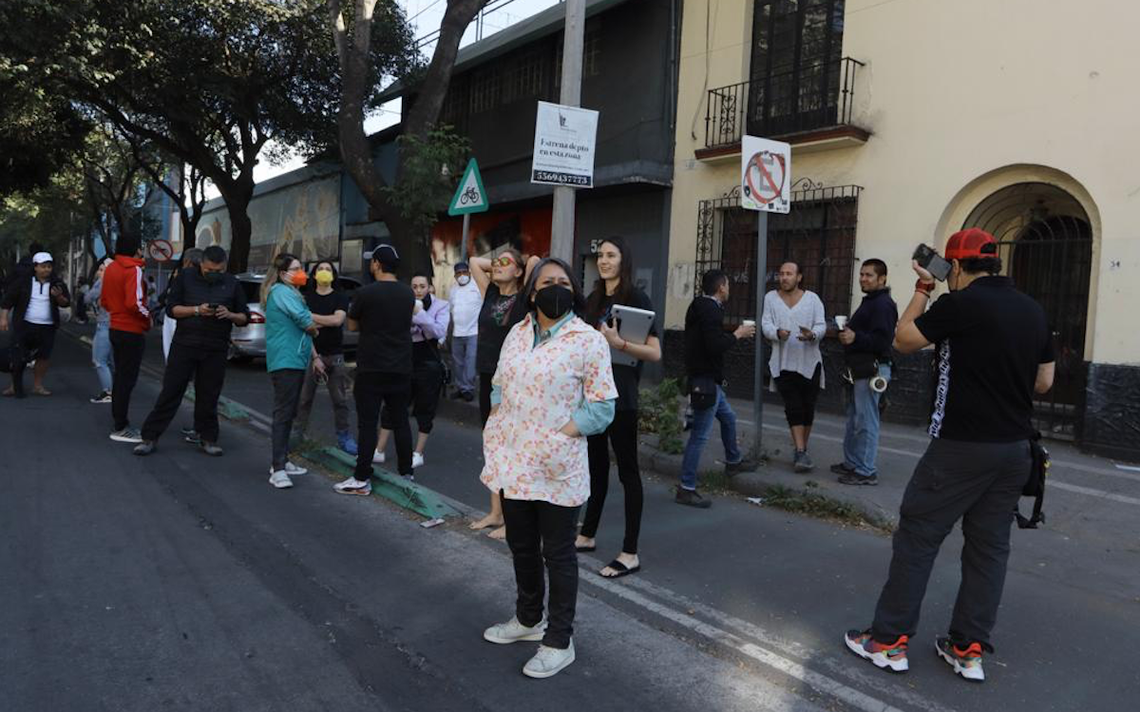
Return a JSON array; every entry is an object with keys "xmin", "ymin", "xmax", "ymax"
[
  {"xmin": 843, "ymin": 352, "xmax": 879, "ymax": 383},
  {"xmin": 1016, "ymin": 433, "xmax": 1050, "ymax": 529},
  {"xmin": 689, "ymin": 375, "xmax": 718, "ymax": 411}
]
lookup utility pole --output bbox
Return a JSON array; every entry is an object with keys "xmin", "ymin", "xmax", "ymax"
[{"xmin": 549, "ymin": 0, "xmax": 585, "ymax": 264}]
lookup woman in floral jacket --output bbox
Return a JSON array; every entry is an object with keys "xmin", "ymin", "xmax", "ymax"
[{"xmin": 480, "ymin": 257, "xmax": 617, "ymax": 679}]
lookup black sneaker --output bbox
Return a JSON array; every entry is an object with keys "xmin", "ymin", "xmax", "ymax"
[
  {"xmin": 725, "ymin": 458, "xmax": 759, "ymax": 476},
  {"xmin": 183, "ymin": 430, "xmax": 201, "ymax": 445},
  {"xmin": 838, "ymin": 472, "xmax": 878, "ymax": 486},
  {"xmin": 830, "ymin": 462, "xmax": 855, "ymax": 475},
  {"xmin": 675, "ymin": 488, "xmax": 712, "ymax": 509},
  {"xmin": 461, "ymin": 391, "xmax": 475, "ymax": 403}
]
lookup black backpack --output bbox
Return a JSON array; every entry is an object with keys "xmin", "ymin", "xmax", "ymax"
[{"xmin": 1016, "ymin": 433, "xmax": 1050, "ymax": 529}]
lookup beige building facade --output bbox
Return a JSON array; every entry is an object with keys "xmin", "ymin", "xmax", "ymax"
[{"xmin": 663, "ymin": 0, "xmax": 1140, "ymax": 459}]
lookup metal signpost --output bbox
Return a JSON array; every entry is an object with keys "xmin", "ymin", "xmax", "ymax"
[
  {"xmin": 447, "ymin": 158, "xmax": 490, "ymax": 259},
  {"xmin": 740, "ymin": 135, "xmax": 792, "ymax": 458}
]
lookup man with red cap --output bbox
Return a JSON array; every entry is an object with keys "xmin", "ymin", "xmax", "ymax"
[{"xmin": 844, "ymin": 228, "xmax": 1055, "ymax": 684}]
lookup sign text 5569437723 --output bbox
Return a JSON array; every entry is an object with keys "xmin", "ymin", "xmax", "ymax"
[{"xmin": 531, "ymin": 101, "xmax": 599, "ymax": 188}]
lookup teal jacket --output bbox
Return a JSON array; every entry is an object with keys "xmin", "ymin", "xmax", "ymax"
[{"xmin": 265, "ymin": 283, "xmax": 313, "ymax": 372}]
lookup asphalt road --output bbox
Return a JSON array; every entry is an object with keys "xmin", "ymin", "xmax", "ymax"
[{"xmin": 2, "ymin": 328, "xmax": 1138, "ymax": 712}]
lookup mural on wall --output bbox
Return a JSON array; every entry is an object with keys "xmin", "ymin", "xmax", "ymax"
[
  {"xmin": 430, "ymin": 207, "xmax": 553, "ymax": 299},
  {"xmin": 195, "ymin": 175, "xmax": 341, "ymax": 273}
]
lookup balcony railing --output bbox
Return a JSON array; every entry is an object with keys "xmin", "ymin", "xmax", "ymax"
[{"xmin": 705, "ymin": 57, "xmax": 865, "ymax": 150}]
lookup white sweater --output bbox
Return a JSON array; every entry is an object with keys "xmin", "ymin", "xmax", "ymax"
[{"xmin": 761, "ymin": 289, "xmax": 826, "ymax": 388}]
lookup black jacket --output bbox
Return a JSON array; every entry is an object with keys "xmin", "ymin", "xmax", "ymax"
[
  {"xmin": 845, "ymin": 288, "xmax": 898, "ymax": 362},
  {"xmin": 684, "ymin": 295, "xmax": 739, "ymax": 382},
  {"xmin": 167, "ymin": 269, "xmax": 249, "ymax": 352},
  {"xmin": 1, "ymin": 275, "xmax": 71, "ymax": 328}
]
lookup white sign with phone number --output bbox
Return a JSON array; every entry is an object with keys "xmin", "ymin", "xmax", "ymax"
[{"xmin": 531, "ymin": 101, "xmax": 599, "ymax": 188}]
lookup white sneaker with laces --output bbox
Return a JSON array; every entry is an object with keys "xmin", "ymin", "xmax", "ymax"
[
  {"xmin": 268, "ymin": 470, "xmax": 294, "ymax": 489},
  {"xmin": 109, "ymin": 427, "xmax": 143, "ymax": 444},
  {"xmin": 412, "ymin": 451, "xmax": 424, "ymax": 468},
  {"xmin": 483, "ymin": 616, "xmax": 547, "ymax": 644},
  {"xmin": 334, "ymin": 477, "xmax": 372, "ymax": 495},
  {"xmin": 283, "ymin": 461, "xmax": 307, "ymax": 476},
  {"xmin": 523, "ymin": 640, "xmax": 576, "ymax": 679},
  {"xmin": 372, "ymin": 450, "xmax": 386, "ymax": 464}
]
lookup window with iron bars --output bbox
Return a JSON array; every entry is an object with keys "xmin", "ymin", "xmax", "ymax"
[
  {"xmin": 502, "ymin": 49, "xmax": 546, "ymax": 104},
  {"xmin": 695, "ymin": 182, "xmax": 862, "ymax": 324},
  {"xmin": 469, "ymin": 67, "xmax": 500, "ymax": 114}
]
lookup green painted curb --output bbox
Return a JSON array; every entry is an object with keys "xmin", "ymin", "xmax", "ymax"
[
  {"xmin": 182, "ymin": 386, "xmax": 251, "ymax": 422},
  {"xmin": 299, "ymin": 446, "xmax": 461, "ymax": 521}
]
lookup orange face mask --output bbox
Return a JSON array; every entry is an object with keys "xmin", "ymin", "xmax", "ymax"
[{"xmin": 289, "ymin": 271, "xmax": 308, "ymax": 287}]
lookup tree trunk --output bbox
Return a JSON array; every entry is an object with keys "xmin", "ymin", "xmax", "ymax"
[{"xmin": 212, "ymin": 175, "xmax": 256, "ymax": 274}]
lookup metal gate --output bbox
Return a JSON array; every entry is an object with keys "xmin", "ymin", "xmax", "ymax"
[{"xmin": 964, "ymin": 183, "xmax": 1093, "ymax": 440}]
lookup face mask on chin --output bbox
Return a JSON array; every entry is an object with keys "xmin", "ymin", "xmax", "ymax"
[{"xmin": 535, "ymin": 284, "xmax": 574, "ymax": 320}]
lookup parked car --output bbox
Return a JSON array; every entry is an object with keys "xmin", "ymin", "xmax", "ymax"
[{"xmin": 228, "ymin": 273, "xmax": 362, "ymax": 362}]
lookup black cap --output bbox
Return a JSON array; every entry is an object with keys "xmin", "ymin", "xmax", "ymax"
[
  {"xmin": 454, "ymin": 261, "xmax": 470, "ymax": 272},
  {"xmin": 365, "ymin": 244, "xmax": 400, "ymax": 270}
]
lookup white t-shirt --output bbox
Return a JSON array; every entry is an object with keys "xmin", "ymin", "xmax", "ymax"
[
  {"xmin": 25, "ymin": 278, "xmax": 54, "ymax": 325},
  {"xmin": 449, "ymin": 280, "xmax": 482, "ymax": 338}
]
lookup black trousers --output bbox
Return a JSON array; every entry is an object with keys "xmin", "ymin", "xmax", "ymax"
[
  {"xmin": 141, "ymin": 343, "xmax": 227, "ymax": 444},
  {"xmin": 382, "ymin": 359, "xmax": 443, "ymax": 435},
  {"xmin": 9, "ymin": 323, "xmax": 56, "ymax": 396},
  {"xmin": 355, "ymin": 372, "xmax": 413, "ymax": 478},
  {"xmin": 271, "ymin": 369, "xmax": 305, "ymax": 472},
  {"xmin": 479, "ymin": 372, "xmax": 494, "ymax": 427},
  {"xmin": 110, "ymin": 330, "xmax": 146, "ymax": 432},
  {"xmin": 872, "ymin": 438, "xmax": 1031, "ymax": 649},
  {"xmin": 774, "ymin": 364, "xmax": 822, "ymax": 428},
  {"xmin": 502, "ymin": 495, "xmax": 580, "ymax": 650},
  {"xmin": 580, "ymin": 409, "xmax": 644, "ymax": 554}
]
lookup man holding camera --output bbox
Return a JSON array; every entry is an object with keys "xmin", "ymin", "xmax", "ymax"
[
  {"xmin": 834, "ymin": 259, "xmax": 897, "ymax": 485},
  {"xmin": 845, "ymin": 229, "xmax": 1055, "ymax": 683},
  {"xmin": 133, "ymin": 246, "xmax": 249, "ymax": 457}
]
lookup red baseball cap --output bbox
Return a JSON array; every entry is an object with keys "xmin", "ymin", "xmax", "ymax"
[{"xmin": 944, "ymin": 228, "xmax": 997, "ymax": 260}]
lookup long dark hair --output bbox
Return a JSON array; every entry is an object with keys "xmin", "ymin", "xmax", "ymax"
[
  {"xmin": 585, "ymin": 236, "xmax": 634, "ymax": 326},
  {"xmin": 523, "ymin": 257, "xmax": 587, "ymax": 320}
]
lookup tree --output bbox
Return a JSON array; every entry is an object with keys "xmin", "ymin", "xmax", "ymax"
[
  {"xmin": 2, "ymin": 0, "xmax": 417, "ymax": 273},
  {"xmin": 0, "ymin": 65, "xmax": 89, "ymax": 197},
  {"xmin": 328, "ymin": 0, "xmax": 488, "ymax": 271}
]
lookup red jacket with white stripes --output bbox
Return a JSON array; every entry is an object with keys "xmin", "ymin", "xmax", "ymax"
[{"xmin": 100, "ymin": 255, "xmax": 151, "ymax": 333}]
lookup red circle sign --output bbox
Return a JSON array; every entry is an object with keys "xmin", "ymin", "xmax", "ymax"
[
  {"xmin": 744, "ymin": 150, "xmax": 787, "ymax": 205},
  {"xmin": 147, "ymin": 240, "xmax": 175, "ymax": 262}
]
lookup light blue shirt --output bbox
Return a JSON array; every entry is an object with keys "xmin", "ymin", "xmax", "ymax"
[{"xmin": 491, "ymin": 311, "xmax": 616, "ymax": 436}]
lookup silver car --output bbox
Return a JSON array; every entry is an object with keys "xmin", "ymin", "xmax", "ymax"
[{"xmin": 228, "ymin": 273, "xmax": 361, "ymax": 362}]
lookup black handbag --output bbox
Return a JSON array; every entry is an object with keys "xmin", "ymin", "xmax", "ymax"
[
  {"xmin": 1016, "ymin": 433, "xmax": 1050, "ymax": 529},
  {"xmin": 688, "ymin": 375, "xmax": 718, "ymax": 411}
]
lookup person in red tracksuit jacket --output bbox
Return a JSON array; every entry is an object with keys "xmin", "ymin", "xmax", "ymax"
[{"xmin": 100, "ymin": 235, "xmax": 152, "ymax": 443}]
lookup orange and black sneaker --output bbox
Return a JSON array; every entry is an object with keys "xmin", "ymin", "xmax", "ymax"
[
  {"xmin": 844, "ymin": 629, "xmax": 908, "ymax": 673},
  {"xmin": 936, "ymin": 637, "xmax": 986, "ymax": 682}
]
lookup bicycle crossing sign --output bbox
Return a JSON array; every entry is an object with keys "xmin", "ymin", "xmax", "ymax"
[{"xmin": 448, "ymin": 158, "xmax": 489, "ymax": 216}]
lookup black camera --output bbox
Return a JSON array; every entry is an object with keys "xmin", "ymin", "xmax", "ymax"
[{"xmin": 913, "ymin": 244, "xmax": 952, "ymax": 282}]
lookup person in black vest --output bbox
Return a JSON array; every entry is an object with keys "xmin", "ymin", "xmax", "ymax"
[
  {"xmin": 845, "ymin": 229, "xmax": 1055, "ymax": 683},
  {"xmin": 133, "ymin": 246, "xmax": 249, "ymax": 456},
  {"xmin": 1, "ymin": 252, "xmax": 70, "ymax": 398},
  {"xmin": 677, "ymin": 269, "xmax": 757, "ymax": 508}
]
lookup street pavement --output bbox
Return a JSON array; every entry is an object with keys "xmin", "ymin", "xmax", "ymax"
[{"xmin": 3, "ymin": 326, "xmax": 1139, "ymax": 711}]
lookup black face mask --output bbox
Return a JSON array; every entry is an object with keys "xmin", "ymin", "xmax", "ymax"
[
  {"xmin": 421, "ymin": 294, "xmax": 432, "ymax": 312},
  {"xmin": 202, "ymin": 271, "xmax": 223, "ymax": 284},
  {"xmin": 534, "ymin": 284, "xmax": 574, "ymax": 320}
]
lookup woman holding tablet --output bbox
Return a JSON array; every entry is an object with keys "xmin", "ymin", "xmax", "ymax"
[{"xmin": 575, "ymin": 237, "xmax": 661, "ymax": 578}]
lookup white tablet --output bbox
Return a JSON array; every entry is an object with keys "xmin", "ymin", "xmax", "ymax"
[{"xmin": 610, "ymin": 304, "xmax": 656, "ymax": 367}]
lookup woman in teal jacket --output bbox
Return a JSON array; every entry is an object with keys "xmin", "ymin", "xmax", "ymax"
[{"xmin": 262, "ymin": 252, "xmax": 318, "ymax": 489}]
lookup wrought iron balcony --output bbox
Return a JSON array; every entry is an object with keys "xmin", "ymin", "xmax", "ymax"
[{"xmin": 704, "ymin": 57, "xmax": 866, "ymax": 152}]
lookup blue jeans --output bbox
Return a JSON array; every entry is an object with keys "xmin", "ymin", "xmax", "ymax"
[
  {"xmin": 92, "ymin": 323, "xmax": 114, "ymax": 393},
  {"xmin": 843, "ymin": 364, "xmax": 891, "ymax": 477},
  {"xmin": 681, "ymin": 386, "xmax": 742, "ymax": 490}
]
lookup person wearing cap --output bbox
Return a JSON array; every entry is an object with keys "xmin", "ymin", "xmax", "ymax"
[
  {"xmin": 845, "ymin": 228, "xmax": 1055, "ymax": 683},
  {"xmin": 335, "ymin": 244, "xmax": 416, "ymax": 495},
  {"xmin": 833, "ymin": 259, "xmax": 897, "ymax": 485},
  {"xmin": 448, "ymin": 261, "xmax": 480, "ymax": 402},
  {"xmin": 0, "ymin": 251, "xmax": 71, "ymax": 398}
]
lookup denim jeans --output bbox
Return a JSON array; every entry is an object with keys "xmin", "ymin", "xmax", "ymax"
[
  {"xmin": 843, "ymin": 364, "xmax": 891, "ymax": 478},
  {"xmin": 450, "ymin": 334, "xmax": 478, "ymax": 395},
  {"xmin": 92, "ymin": 323, "xmax": 114, "ymax": 393},
  {"xmin": 681, "ymin": 386, "xmax": 742, "ymax": 490}
]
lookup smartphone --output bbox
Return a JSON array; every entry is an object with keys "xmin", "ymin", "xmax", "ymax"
[
  {"xmin": 208, "ymin": 303, "xmax": 219, "ymax": 311},
  {"xmin": 913, "ymin": 244, "xmax": 952, "ymax": 281}
]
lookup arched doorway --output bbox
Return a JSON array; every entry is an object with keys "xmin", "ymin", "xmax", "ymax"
[{"xmin": 963, "ymin": 183, "xmax": 1093, "ymax": 439}]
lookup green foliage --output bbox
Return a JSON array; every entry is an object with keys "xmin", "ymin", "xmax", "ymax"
[
  {"xmin": 382, "ymin": 125, "xmax": 471, "ymax": 235},
  {"xmin": 761, "ymin": 485, "xmax": 891, "ymax": 532},
  {"xmin": 638, "ymin": 378, "xmax": 685, "ymax": 455}
]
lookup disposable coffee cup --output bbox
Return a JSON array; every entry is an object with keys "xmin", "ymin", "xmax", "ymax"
[
  {"xmin": 834, "ymin": 316, "xmax": 848, "ymax": 331},
  {"xmin": 742, "ymin": 319, "xmax": 756, "ymax": 328}
]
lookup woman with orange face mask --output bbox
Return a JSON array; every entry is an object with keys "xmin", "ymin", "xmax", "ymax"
[{"xmin": 262, "ymin": 252, "xmax": 319, "ymax": 489}]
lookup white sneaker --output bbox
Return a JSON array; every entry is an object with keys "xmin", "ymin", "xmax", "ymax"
[
  {"xmin": 109, "ymin": 427, "xmax": 143, "ymax": 444},
  {"xmin": 412, "ymin": 451, "xmax": 424, "ymax": 468},
  {"xmin": 268, "ymin": 470, "xmax": 294, "ymax": 489},
  {"xmin": 283, "ymin": 461, "xmax": 307, "ymax": 476},
  {"xmin": 523, "ymin": 641, "xmax": 576, "ymax": 679},
  {"xmin": 483, "ymin": 616, "xmax": 547, "ymax": 645},
  {"xmin": 333, "ymin": 477, "xmax": 372, "ymax": 496},
  {"xmin": 372, "ymin": 450, "xmax": 386, "ymax": 464}
]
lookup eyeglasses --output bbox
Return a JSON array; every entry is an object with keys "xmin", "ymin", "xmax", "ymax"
[{"xmin": 493, "ymin": 255, "xmax": 518, "ymax": 268}]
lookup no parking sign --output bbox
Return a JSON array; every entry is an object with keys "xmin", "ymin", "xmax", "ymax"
[{"xmin": 741, "ymin": 136, "xmax": 791, "ymax": 213}]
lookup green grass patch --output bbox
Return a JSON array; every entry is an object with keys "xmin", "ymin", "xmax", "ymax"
[
  {"xmin": 760, "ymin": 484, "xmax": 892, "ymax": 532},
  {"xmin": 639, "ymin": 378, "xmax": 685, "ymax": 455}
]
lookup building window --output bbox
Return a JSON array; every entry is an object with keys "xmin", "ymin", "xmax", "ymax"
[
  {"xmin": 695, "ymin": 182, "xmax": 862, "ymax": 323},
  {"xmin": 469, "ymin": 67, "xmax": 499, "ymax": 114},
  {"xmin": 502, "ymin": 50, "xmax": 545, "ymax": 104},
  {"xmin": 554, "ymin": 21, "xmax": 602, "ymax": 90}
]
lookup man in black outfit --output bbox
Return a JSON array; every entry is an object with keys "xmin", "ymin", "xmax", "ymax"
[
  {"xmin": 845, "ymin": 229, "xmax": 1055, "ymax": 684},
  {"xmin": 677, "ymin": 269, "xmax": 757, "ymax": 508},
  {"xmin": 335, "ymin": 244, "xmax": 415, "ymax": 495},
  {"xmin": 133, "ymin": 246, "xmax": 249, "ymax": 456}
]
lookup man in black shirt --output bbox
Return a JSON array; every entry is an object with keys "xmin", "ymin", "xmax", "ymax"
[
  {"xmin": 335, "ymin": 244, "xmax": 415, "ymax": 495},
  {"xmin": 133, "ymin": 246, "xmax": 249, "ymax": 456},
  {"xmin": 677, "ymin": 269, "xmax": 757, "ymax": 509},
  {"xmin": 845, "ymin": 229, "xmax": 1055, "ymax": 683}
]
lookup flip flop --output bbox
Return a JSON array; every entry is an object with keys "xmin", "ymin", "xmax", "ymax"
[
  {"xmin": 599, "ymin": 560, "xmax": 640, "ymax": 579},
  {"xmin": 575, "ymin": 544, "xmax": 596, "ymax": 552}
]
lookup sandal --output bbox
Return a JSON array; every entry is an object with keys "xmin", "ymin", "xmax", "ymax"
[
  {"xmin": 599, "ymin": 560, "xmax": 640, "ymax": 579},
  {"xmin": 32, "ymin": 387, "xmax": 51, "ymax": 396}
]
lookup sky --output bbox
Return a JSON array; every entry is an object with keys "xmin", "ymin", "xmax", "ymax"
[{"xmin": 207, "ymin": 0, "xmax": 562, "ymax": 197}]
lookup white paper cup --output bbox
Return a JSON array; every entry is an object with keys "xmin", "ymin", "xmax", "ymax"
[
  {"xmin": 742, "ymin": 319, "xmax": 756, "ymax": 329},
  {"xmin": 834, "ymin": 316, "xmax": 847, "ymax": 331}
]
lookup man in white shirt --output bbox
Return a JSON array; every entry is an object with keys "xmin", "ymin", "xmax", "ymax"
[
  {"xmin": 1, "ymin": 252, "xmax": 71, "ymax": 397},
  {"xmin": 761, "ymin": 261, "xmax": 826, "ymax": 473},
  {"xmin": 448, "ymin": 261, "xmax": 481, "ymax": 402}
]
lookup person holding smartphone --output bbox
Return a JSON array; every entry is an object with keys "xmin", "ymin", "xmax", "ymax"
[{"xmin": 761, "ymin": 261, "xmax": 826, "ymax": 473}]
